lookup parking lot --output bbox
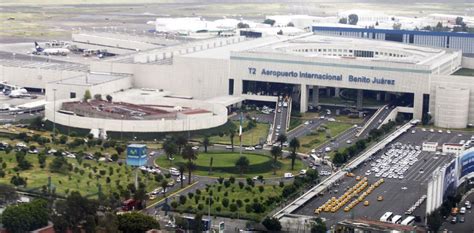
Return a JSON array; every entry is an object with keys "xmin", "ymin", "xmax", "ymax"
[{"xmin": 294, "ymin": 128, "xmax": 473, "ymax": 227}]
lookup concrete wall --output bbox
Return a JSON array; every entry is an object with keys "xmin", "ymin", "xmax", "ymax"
[
  {"xmin": 0, "ymin": 65, "xmax": 84, "ymax": 90},
  {"xmin": 45, "ymin": 75, "xmax": 133, "ymax": 102},
  {"xmin": 462, "ymin": 56, "xmax": 474, "ymax": 69},
  {"xmin": 430, "ymin": 75, "xmax": 474, "ymax": 127},
  {"xmin": 44, "ymin": 99, "xmax": 227, "ymax": 132},
  {"xmin": 89, "ymin": 56, "xmax": 230, "ymax": 100},
  {"xmin": 434, "ymin": 86, "xmax": 470, "ymax": 128}
]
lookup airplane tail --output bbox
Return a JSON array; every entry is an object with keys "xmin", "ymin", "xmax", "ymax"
[{"xmin": 34, "ymin": 42, "xmax": 43, "ymax": 52}]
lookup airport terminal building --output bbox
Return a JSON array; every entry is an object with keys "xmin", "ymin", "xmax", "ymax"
[
  {"xmin": 2, "ymin": 32, "xmax": 474, "ymax": 132},
  {"xmin": 89, "ymin": 33, "xmax": 474, "ymax": 130}
]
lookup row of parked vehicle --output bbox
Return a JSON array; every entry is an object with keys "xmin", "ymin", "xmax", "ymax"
[{"xmin": 367, "ymin": 143, "xmax": 421, "ymax": 180}]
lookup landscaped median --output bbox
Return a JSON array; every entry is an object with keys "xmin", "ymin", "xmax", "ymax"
[
  {"xmin": 155, "ymin": 151, "xmax": 305, "ymax": 178},
  {"xmin": 167, "ymin": 171, "xmax": 320, "ymax": 222},
  {"xmin": 296, "ymin": 122, "xmax": 353, "ymax": 154}
]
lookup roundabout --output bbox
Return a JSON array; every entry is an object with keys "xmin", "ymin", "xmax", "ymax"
[{"xmin": 155, "ymin": 151, "xmax": 305, "ymax": 178}]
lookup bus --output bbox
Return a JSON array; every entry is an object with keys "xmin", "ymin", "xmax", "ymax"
[
  {"xmin": 400, "ymin": 216, "xmax": 416, "ymax": 226},
  {"xmin": 380, "ymin": 212, "xmax": 393, "ymax": 222},
  {"xmin": 391, "ymin": 215, "xmax": 403, "ymax": 224}
]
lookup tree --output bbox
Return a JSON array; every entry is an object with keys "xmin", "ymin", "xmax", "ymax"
[
  {"xmin": 287, "ymin": 22, "xmax": 294, "ymax": 27},
  {"xmin": 289, "ymin": 137, "xmax": 300, "ymax": 170},
  {"xmin": 229, "ymin": 130, "xmax": 236, "ymax": 152},
  {"xmin": 393, "ymin": 23, "xmax": 402, "ymax": 30},
  {"xmin": 208, "ymin": 156, "xmax": 213, "ymax": 175},
  {"xmin": 455, "ymin": 16, "xmax": 464, "ymax": 25},
  {"xmin": 263, "ymin": 18, "xmax": 276, "ymax": 26},
  {"xmin": 182, "ymin": 144, "xmax": 198, "ymax": 185},
  {"xmin": 1, "ymin": 199, "xmax": 49, "ymax": 233},
  {"xmin": 237, "ymin": 22, "xmax": 250, "ymax": 28},
  {"xmin": 338, "ymin": 18, "xmax": 348, "ymax": 24},
  {"xmin": 106, "ymin": 94, "xmax": 113, "ymax": 102},
  {"xmin": 270, "ymin": 146, "xmax": 282, "ymax": 175},
  {"xmin": 178, "ymin": 164, "xmax": 186, "ymax": 188},
  {"xmin": 311, "ymin": 218, "xmax": 327, "ymax": 233},
  {"xmin": 94, "ymin": 94, "xmax": 102, "ymax": 101},
  {"xmin": 49, "ymin": 156, "xmax": 71, "ymax": 173},
  {"xmin": 277, "ymin": 133, "xmax": 287, "ymax": 151},
  {"xmin": 427, "ymin": 210, "xmax": 442, "ymax": 233},
  {"xmin": 98, "ymin": 212, "xmax": 119, "ymax": 233},
  {"xmin": 161, "ymin": 180, "xmax": 169, "ymax": 197},
  {"xmin": 163, "ymin": 140, "xmax": 177, "ymax": 160},
  {"xmin": 202, "ymin": 136, "xmax": 210, "ymax": 153},
  {"xmin": 235, "ymin": 156, "xmax": 250, "ymax": 176},
  {"xmin": 262, "ymin": 217, "xmax": 282, "ymax": 231},
  {"xmin": 175, "ymin": 135, "xmax": 187, "ymax": 154},
  {"xmin": 83, "ymin": 90, "xmax": 92, "ymax": 101},
  {"xmin": 118, "ymin": 212, "xmax": 160, "ymax": 233},
  {"xmin": 348, "ymin": 14, "xmax": 359, "ymax": 25},
  {"xmin": 51, "ymin": 191, "xmax": 99, "ymax": 232}
]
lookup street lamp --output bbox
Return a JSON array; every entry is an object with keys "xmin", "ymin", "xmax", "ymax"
[
  {"xmin": 120, "ymin": 114, "xmax": 124, "ymax": 141},
  {"xmin": 53, "ymin": 88, "xmax": 57, "ymax": 135}
]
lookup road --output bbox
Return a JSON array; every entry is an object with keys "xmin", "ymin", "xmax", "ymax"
[{"xmin": 272, "ymin": 101, "xmax": 289, "ymax": 142}]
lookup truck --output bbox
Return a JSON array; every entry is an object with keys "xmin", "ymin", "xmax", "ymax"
[{"xmin": 122, "ymin": 199, "xmax": 142, "ymax": 211}]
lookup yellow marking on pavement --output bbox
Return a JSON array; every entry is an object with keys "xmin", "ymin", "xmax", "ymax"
[{"xmin": 145, "ymin": 181, "xmax": 199, "ymax": 209}]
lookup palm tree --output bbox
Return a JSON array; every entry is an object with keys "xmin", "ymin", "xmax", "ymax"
[
  {"xmin": 160, "ymin": 180, "xmax": 169, "ymax": 197},
  {"xmin": 229, "ymin": 130, "xmax": 235, "ymax": 152},
  {"xmin": 277, "ymin": 133, "xmax": 287, "ymax": 151},
  {"xmin": 202, "ymin": 136, "xmax": 210, "ymax": 153},
  {"xmin": 235, "ymin": 156, "xmax": 250, "ymax": 176},
  {"xmin": 175, "ymin": 135, "xmax": 188, "ymax": 154},
  {"xmin": 182, "ymin": 144, "xmax": 198, "ymax": 185},
  {"xmin": 289, "ymin": 137, "xmax": 300, "ymax": 170},
  {"xmin": 185, "ymin": 161, "xmax": 195, "ymax": 185},
  {"xmin": 163, "ymin": 140, "xmax": 177, "ymax": 161},
  {"xmin": 178, "ymin": 164, "xmax": 185, "ymax": 188},
  {"xmin": 270, "ymin": 146, "xmax": 282, "ymax": 175}
]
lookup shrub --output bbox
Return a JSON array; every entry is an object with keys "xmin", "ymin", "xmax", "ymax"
[
  {"xmin": 258, "ymin": 186, "xmax": 264, "ymax": 193},
  {"xmin": 229, "ymin": 203, "xmax": 238, "ymax": 212},
  {"xmin": 229, "ymin": 176, "xmax": 235, "ymax": 184},
  {"xmin": 197, "ymin": 204, "xmax": 204, "ymax": 210},
  {"xmin": 179, "ymin": 195, "xmax": 187, "ymax": 205},
  {"xmin": 217, "ymin": 177, "xmax": 224, "ymax": 184},
  {"xmin": 170, "ymin": 201, "xmax": 178, "ymax": 209},
  {"xmin": 215, "ymin": 206, "xmax": 222, "ymax": 212},
  {"xmin": 223, "ymin": 180, "xmax": 231, "ymax": 188},
  {"xmin": 238, "ymin": 182, "xmax": 244, "ymax": 189},
  {"xmin": 195, "ymin": 189, "xmax": 201, "ymax": 195},
  {"xmin": 187, "ymin": 192, "xmax": 194, "ymax": 199},
  {"xmin": 245, "ymin": 204, "xmax": 253, "ymax": 213},
  {"xmin": 236, "ymin": 199, "xmax": 243, "ymax": 207},
  {"xmin": 222, "ymin": 198, "xmax": 229, "ymax": 208}
]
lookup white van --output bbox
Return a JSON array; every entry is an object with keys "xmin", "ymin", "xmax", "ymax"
[
  {"xmin": 391, "ymin": 215, "xmax": 403, "ymax": 224},
  {"xmin": 380, "ymin": 212, "xmax": 393, "ymax": 222},
  {"xmin": 400, "ymin": 216, "xmax": 416, "ymax": 225}
]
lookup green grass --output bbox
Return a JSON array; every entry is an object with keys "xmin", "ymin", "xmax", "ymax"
[
  {"xmin": 195, "ymin": 121, "xmax": 269, "ymax": 146},
  {"xmin": 170, "ymin": 181, "xmax": 284, "ymax": 221},
  {"xmin": 288, "ymin": 117, "xmax": 303, "ymax": 131},
  {"xmin": 155, "ymin": 152, "xmax": 305, "ymax": 178},
  {"xmin": 0, "ymin": 151, "xmax": 165, "ymax": 197},
  {"xmin": 297, "ymin": 122, "xmax": 352, "ymax": 154}
]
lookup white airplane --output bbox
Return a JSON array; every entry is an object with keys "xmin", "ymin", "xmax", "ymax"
[
  {"xmin": 8, "ymin": 88, "xmax": 30, "ymax": 98},
  {"xmin": 33, "ymin": 42, "xmax": 70, "ymax": 56}
]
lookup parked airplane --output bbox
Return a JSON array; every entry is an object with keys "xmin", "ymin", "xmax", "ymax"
[
  {"xmin": 33, "ymin": 42, "xmax": 70, "ymax": 56},
  {"xmin": 8, "ymin": 88, "xmax": 30, "ymax": 98}
]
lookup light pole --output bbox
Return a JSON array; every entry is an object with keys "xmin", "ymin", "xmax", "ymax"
[
  {"xmin": 53, "ymin": 88, "xmax": 57, "ymax": 135},
  {"xmin": 208, "ymin": 194, "xmax": 212, "ymax": 231},
  {"xmin": 121, "ymin": 115, "xmax": 124, "ymax": 141}
]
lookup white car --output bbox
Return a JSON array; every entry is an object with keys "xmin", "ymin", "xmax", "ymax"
[
  {"xmin": 304, "ymin": 121, "xmax": 310, "ymax": 125},
  {"xmin": 327, "ymin": 118, "xmax": 336, "ymax": 122},
  {"xmin": 192, "ymin": 146, "xmax": 199, "ymax": 150},
  {"xmin": 346, "ymin": 140, "xmax": 352, "ymax": 144},
  {"xmin": 299, "ymin": 169, "xmax": 307, "ymax": 176},
  {"xmin": 325, "ymin": 147, "xmax": 331, "ymax": 152},
  {"xmin": 225, "ymin": 145, "xmax": 233, "ymax": 149},
  {"xmin": 244, "ymin": 147, "xmax": 255, "ymax": 151},
  {"xmin": 284, "ymin": 173, "xmax": 294, "ymax": 179}
]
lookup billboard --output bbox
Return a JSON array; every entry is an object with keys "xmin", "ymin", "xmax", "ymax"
[
  {"xmin": 126, "ymin": 144, "xmax": 147, "ymax": 167},
  {"xmin": 442, "ymin": 159, "xmax": 457, "ymax": 200},
  {"xmin": 459, "ymin": 148, "xmax": 474, "ymax": 179}
]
